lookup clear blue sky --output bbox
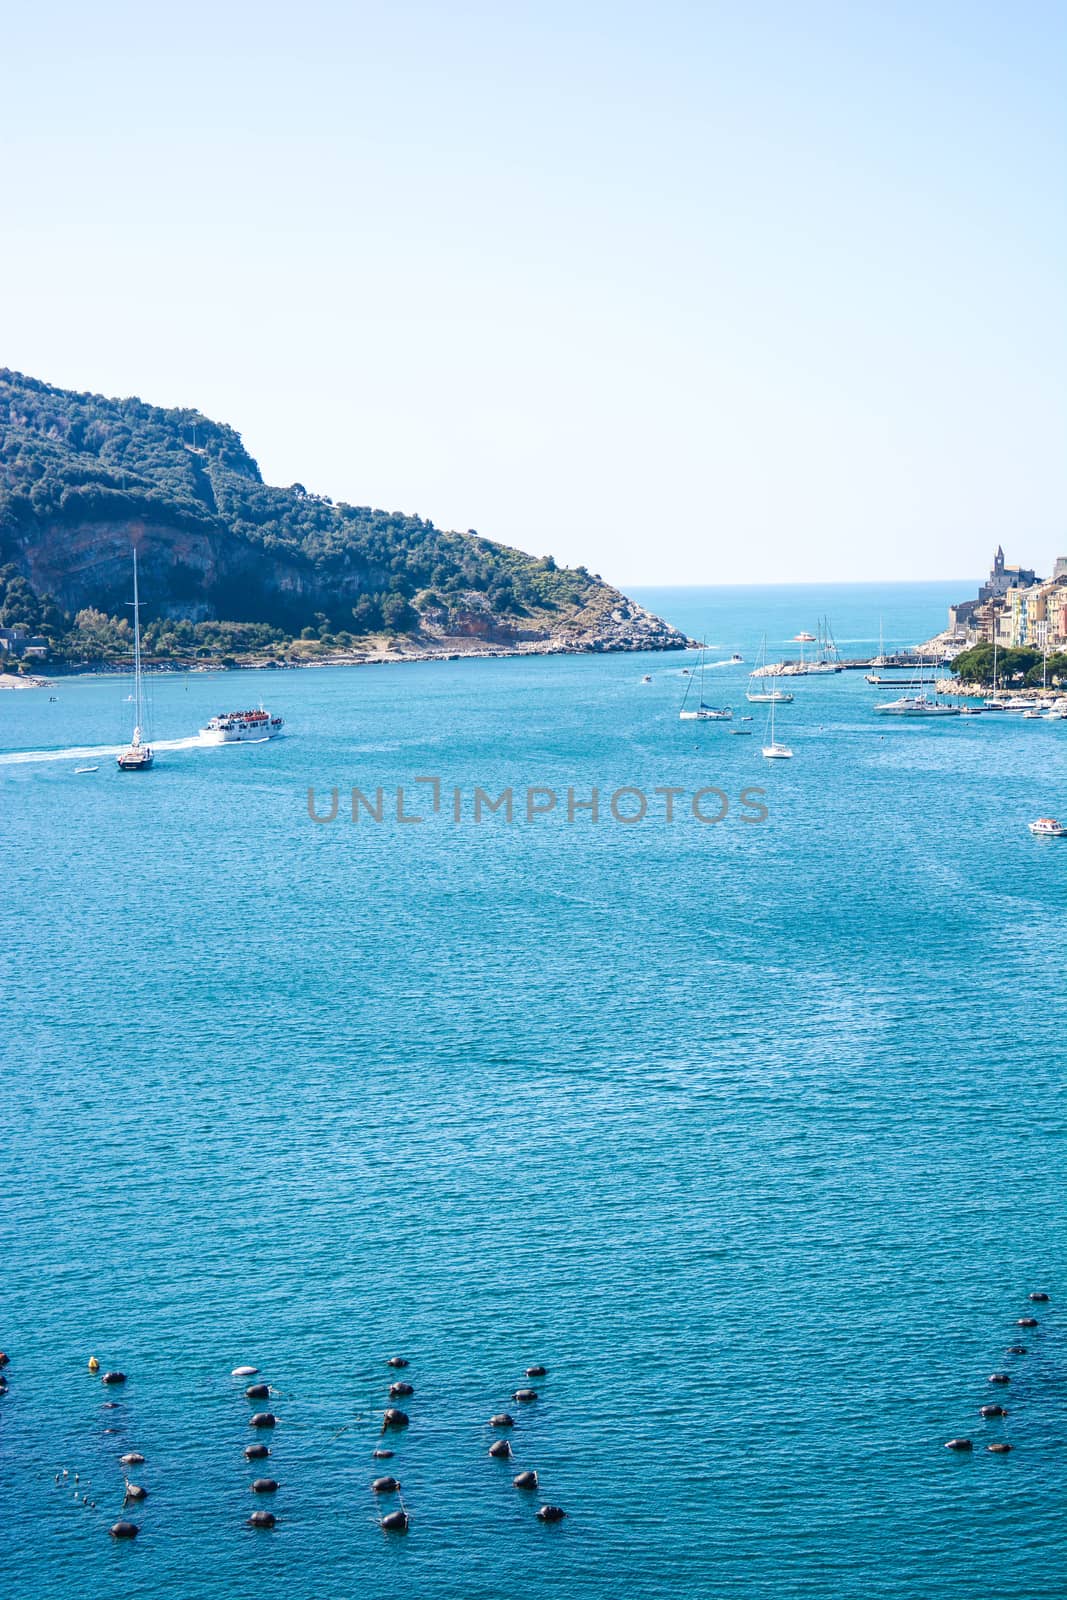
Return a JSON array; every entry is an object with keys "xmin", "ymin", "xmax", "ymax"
[{"xmin": 2, "ymin": 1, "xmax": 1063, "ymax": 584}]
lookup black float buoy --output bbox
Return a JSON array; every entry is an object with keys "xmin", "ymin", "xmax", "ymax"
[
  {"xmin": 372, "ymin": 1449, "xmax": 394, "ymax": 1460},
  {"xmin": 249, "ymin": 1412, "xmax": 278, "ymax": 1428},
  {"xmin": 110, "ymin": 1520, "xmax": 139, "ymax": 1538},
  {"xmin": 489, "ymin": 1413, "xmax": 515, "ymax": 1428},
  {"xmin": 537, "ymin": 1504, "xmax": 566, "ymax": 1522},
  {"xmin": 1016, "ymin": 1317, "xmax": 1038, "ymax": 1328},
  {"xmin": 232, "ymin": 1365, "xmax": 258, "ymax": 1377},
  {"xmin": 372, "ymin": 1475, "xmax": 401, "ymax": 1494},
  {"xmin": 1028, "ymin": 1292, "xmax": 1049, "ymax": 1302},
  {"xmin": 513, "ymin": 1470, "xmax": 539, "ymax": 1489},
  {"xmin": 979, "ymin": 1404, "xmax": 1007, "ymax": 1418},
  {"xmin": 246, "ymin": 1383, "xmax": 271, "ymax": 1400},
  {"xmin": 488, "ymin": 1438, "xmax": 512, "ymax": 1459},
  {"xmin": 381, "ymin": 1508, "xmax": 408, "ymax": 1532},
  {"xmin": 1006, "ymin": 1346, "xmax": 1028, "ymax": 1355},
  {"xmin": 387, "ymin": 1357, "xmax": 409, "ymax": 1369},
  {"xmin": 943, "ymin": 1438, "xmax": 973, "ymax": 1451},
  {"xmin": 525, "ymin": 1365, "xmax": 547, "ymax": 1377},
  {"xmin": 382, "ymin": 1408, "xmax": 409, "ymax": 1430},
  {"xmin": 251, "ymin": 1478, "xmax": 279, "ymax": 1493},
  {"xmin": 0, "ymin": 1352, "xmax": 10, "ymax": 1367},
  {"xmin": 102, "ymin": 1372, "xmax": 127, "ymax": 1385},
  {"xmin": 245, "ymin": 1444, "xmax": 270, "ymax": 1460},
  {"xmin": 389, "ymin": 1381, "xmax": 414, "ymax": 1398},
  {"xmin": 513, "ymin": 1389, "xmax": 538, "ymax": 1404},
  {"xmin": 988, "ymin": 1373, "xmax": 1011, "ymax": 1384},
  {"xmin": 987, "ymin": 1442, "xmax": 1013, "ymax": 1454},
  {"xmin": 123, "ymin": 1484, "xmax": 148, "ymax": 1502},
  {"xmin": 248, "ymin": 1509, "xmax": 276, "ymax": 1528},
  {"xmin": 119, "ymin": 1452, "xmax": 145, "ymax": 1466}
]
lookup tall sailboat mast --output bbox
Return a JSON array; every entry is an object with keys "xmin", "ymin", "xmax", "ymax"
[
  {"xmin": 132, "ymin": 546, "xmax": 144, "ymax": 741},
  {"xmin": 117, "ymin": 544, "xmax": 154, "ymax": 770}
]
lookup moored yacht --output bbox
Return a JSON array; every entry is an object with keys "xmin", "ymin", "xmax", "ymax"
[{"xmin": 874, "ymin": 695, "xmax": 959, "ymax": 717}]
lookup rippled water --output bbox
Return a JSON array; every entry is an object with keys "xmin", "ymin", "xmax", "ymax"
[{"xmin": 2, "ymin": 582, "xmax": 1064, "ymax": 1599}]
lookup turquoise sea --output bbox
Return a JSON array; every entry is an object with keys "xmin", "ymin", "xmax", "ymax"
[{"xmin": 2, "ymin": 581, "xmax": 1065, "ymax": 1600}]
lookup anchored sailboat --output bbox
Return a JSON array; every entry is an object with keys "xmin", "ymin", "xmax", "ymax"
[
  {"xmin": 679, "ymin": 640, "xmax": 732, "ymax": 720},
  {"xmin": 761, "ymin": 686, "xmax": 793, "ymax": 758},
  {"xmin": 117, "ymin": 547, "xmax": 153, "ymax": 771},
  {"xmin": 747, "ymin": 635, "xmax": 794, "ymax": 703}
]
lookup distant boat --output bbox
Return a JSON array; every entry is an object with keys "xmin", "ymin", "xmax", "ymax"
[
  {"xmin": 730, "ymin": 653, "xmax": 743, "ymax": 663},
  {"xmin": 679, "ymin": 640, "xmax": 732, "ymax": 720},
  {"xmin": 747, "ymin": 635, "xmax": 794, "ymax": 703},
  {"xmin": 642, "ymin": 674, "xmax": 652, "ymax": 683},
  {"xmin": 74, "ymin": 765, "xmax": 99, "ymax": 774},
  {"xmin": 762, "ymin": 688, "xmax": 793, "ymax": 759},
  {"xmin": 1029, "ymin": 817, "xmax": 1067, "ymax": 838},
  {"xmin": 116, "ymin": 547, "xmax": 154, "ymax": 771}
]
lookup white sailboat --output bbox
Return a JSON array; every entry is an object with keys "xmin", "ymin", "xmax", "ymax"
[
  {"xmin": 679, "ymin": 640, "xmax": 732, "ymax": 720},
  {"xmin": 761, "ymin": 688, "xmax": 793, "ymax": 758},
  {"xmin": 747, "ymin": 635, "xmax": 794, "ymax": 703},
  {"xmin": 117, "ymin": 547, "xmax": 153, "ymax": 771}
]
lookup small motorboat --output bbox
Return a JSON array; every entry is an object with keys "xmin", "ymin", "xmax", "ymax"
[
  {"xmin": 729, "ymin": 728, "xmax": 753, "ymax": 736},
  {"xmin": 1029, "ymin": 817, "xmax": 1067, "ymax": 838},
  {"xmin": 641, "ymin": 674, "xmax": 652, "ymax": 683},
  {"xmin": 1022, "ymin": 709, "xmax": 1043, "ymax": 720},
  {"xmin": 730, "ymin": 653, "xmax": 743, "ymax": 663},
  {"xmin": 74, "ymin": 765, "xmax": 99, "ymax": 774}
]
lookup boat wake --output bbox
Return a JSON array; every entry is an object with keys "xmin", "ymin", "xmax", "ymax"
[{"xmin": 0, "ymin": 736, "xmax": 207, "ymax": 766}]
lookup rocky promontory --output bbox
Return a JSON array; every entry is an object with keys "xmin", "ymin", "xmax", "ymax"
[{"xmin": 0, "ymin": 368, "xmax": 687, "ymax": 666}]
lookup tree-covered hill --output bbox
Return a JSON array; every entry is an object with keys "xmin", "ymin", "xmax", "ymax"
[{"xmin": 0, "ymin": 368, "xmax": 684, "ymax": 664}]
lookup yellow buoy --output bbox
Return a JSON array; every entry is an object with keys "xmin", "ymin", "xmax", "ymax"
[{"xmin": 88, "ymin": 1356, "xmax": 100, "ymax": 1373}]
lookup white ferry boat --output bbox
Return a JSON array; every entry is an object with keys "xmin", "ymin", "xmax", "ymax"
[{"xmin": 200, "ymin": 707, "xmax": 284, "ymax": 744}]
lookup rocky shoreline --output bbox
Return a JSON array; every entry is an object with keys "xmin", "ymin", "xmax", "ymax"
[{"xmin": 14, "ymin": 615, "xmax": 697, "ymax": 685}]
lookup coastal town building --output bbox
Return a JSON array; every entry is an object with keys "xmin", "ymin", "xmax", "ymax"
[
  {"xmin": 949, "ymin": 550, "xmax": 1067, "ymax": 649},
  {"xmin": 979, "ymin": 545, "xmax": 1037, "ymax": 601},
  {"xmin": 0, "ymin": 626, "xmax": 48, "ymax": 658}
]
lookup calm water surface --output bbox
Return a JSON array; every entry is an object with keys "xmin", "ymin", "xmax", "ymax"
[{"xmin": 2, "ymin": 582, "xmax": 1064, "ymax": 1600}]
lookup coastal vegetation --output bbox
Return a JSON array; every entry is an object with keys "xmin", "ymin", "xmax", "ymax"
[
  {"xmin": 0, "ymin": 368, "xmax": 682, "ymax": 665},
  {"xmin": 951, "ymin": 642, "xmax": 1067, "ymax": 688}
]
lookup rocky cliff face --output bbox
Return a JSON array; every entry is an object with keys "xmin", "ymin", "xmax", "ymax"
[{"xmin": 17, "ymin": 514, "xmax": 387, "ymax": 623}]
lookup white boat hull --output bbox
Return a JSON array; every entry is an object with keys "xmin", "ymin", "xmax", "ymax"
[{"xmin": 200, "ymin": 713, "xmax": 284, "ymax": 743}]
